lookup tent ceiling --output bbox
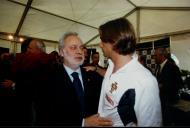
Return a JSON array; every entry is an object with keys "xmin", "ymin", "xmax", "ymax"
[
  {"xmin": 131, "ymin": 0, "xmax": 190, "ymax": 7},
  {"xmin": 0, "ymin": 0, "xmax": 190, "ymax": 47}
]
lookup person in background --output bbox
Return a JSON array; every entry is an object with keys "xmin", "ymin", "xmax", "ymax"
[
  {"xmin": 92, "ymin": 18, "xmax": 162, "ymax": 126},
  {"xmin": 10, "ymin": 39, "xmax": 52, "ymax": 125},
  {"xmin": 46, "ymin": 32, "xmax": 112, "ymax": 127},
  {"xmin": 1, "ymin": 38, "xmax": 33, "ymax": 90},
  {"xmin": 83, "ymin": 51, "xmax": 105, "ymax": 115},
  {"xmin": 0, "ymin": 52, "xmax": 16, "ymax": 126},
  {"xmin": 83, "ymin": 51, "xmax": 106, "ymax": 77},
  {"xmin": 0, "ymin": 38, "xmax": 33, "ymax": 125},
  {"xmin": 50, "ymin": 50, "xmax": 63, "ymax": 65},
  {"xmin": 82, "ymin": 46, "xmax": 90, "ymax": 67},
  {"xmin": 21, "ymin": 38, "xmax": 33, "ymax": 53},
  {"xmin": 154, "ymin": 47, "xmax": 183, "ymax": 126},
  {"xmin": 138, "ymin": 55, "xmax": 152, "ymax": 73},
  {"xmin": 89, "ymin": 52, "xmax": 101, "ymax": 67}
]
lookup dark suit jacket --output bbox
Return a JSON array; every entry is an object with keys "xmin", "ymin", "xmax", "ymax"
[
  {"xmin": 157, "ymin": 60, "xmax": 183, "ymax": 105},
  {"xmin": 45, "ymin": 64, "xmax": 102, "ymax": 126}
]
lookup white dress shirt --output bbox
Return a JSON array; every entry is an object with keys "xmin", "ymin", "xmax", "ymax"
[
  {"xmin": 63, "ymin": 64, "xmax": 84, "ymax": 89},
  {"xmin": 160, "ymin": 59, "xmax": 168, "ymax": 74}
]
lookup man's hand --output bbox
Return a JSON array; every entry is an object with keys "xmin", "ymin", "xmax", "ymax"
[
  {"xmin": 83, "ymin": 66, "xmax": 96, "ymax": 72},
  {"xmin": 84, "ymin": 113, "xmax": 113, "ymax": 127},
  {"xmin": 1, "ymin": 79, "xmax": 15, "ymax": 89},
  {"xmin": 83, "ymin": 66, "xmax": 106, "ymax": 76}
]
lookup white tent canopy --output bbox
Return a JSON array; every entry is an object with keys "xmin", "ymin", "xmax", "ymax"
[{"xmin": 0, "ymin": 0, "xmax": 190, "ymax": 71}]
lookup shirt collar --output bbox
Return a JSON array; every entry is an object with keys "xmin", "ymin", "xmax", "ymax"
[
  {"xmin": 108, "ymin": 55, "xmax": 137, "ymax": 74},
  {"xmin": 63, "ymin": 64, "xmax": 84, "ymax": 88},
  {"xmin": 63, "ymin": 64, "xmax": 81, "ymax": 76},
  {"xmin": 160, "ymin": 59, "xmax": 167, "ymax": 72}
]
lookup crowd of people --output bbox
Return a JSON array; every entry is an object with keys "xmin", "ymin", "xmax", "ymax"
[{"xmin": 0, "ymin": 18, "xmax": 185, "ymax": 126}]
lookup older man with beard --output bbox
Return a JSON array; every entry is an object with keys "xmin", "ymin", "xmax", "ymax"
[{"xmin": 45, "ymin": 32, "xmax": 112, "ymax": 127}]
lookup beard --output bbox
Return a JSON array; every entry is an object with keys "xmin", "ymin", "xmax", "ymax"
[{"xmin": 63, "ymin": 51, "xmax": 84, "ymax": 67}]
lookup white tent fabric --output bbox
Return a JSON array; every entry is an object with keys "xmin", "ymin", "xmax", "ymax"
[
  {"xmin": 0, "ymin": 0, "xmax": 190, "ymax": 71},
  {"xmin": 171, "ymin": 33, "xmax": 190, "ymax": 71},
  {"xmin": 0, "ymin": 0, "xmax": 190, "ymax": 48}
]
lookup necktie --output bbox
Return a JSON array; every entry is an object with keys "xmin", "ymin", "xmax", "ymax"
[{"xmin": 71, "ymin": 72, "xmax": 84, "ymax": 113}]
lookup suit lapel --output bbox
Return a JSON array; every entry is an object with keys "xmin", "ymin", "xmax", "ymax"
[
  {"xmin": 160, "ymin": 60, "xmax": 169, "ymax": 76},
  {"xmin": 56, "ymin": 64, "xmax": 73, "ymax": 89},
  {"xmin": 56, "ymin": 65, "xmax": 88, "ymax": 96},
  {"xmin": 80, "ymin": 67, "xmax": 88, "ymax": 91}
]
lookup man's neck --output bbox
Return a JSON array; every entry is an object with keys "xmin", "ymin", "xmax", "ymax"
[
  {"xmin": 111, "ymin": 54, "xmax": 132, "ymax": 73},
  {"xmin": 63, "ymin": 63, "xmax": 80, "ymax": 71}
]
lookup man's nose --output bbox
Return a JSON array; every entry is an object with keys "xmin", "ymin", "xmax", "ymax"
[{"xmin": 76, "ymin": 47, "xmax": 83, "ymax": 54}]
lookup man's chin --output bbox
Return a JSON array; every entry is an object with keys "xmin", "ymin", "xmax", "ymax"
[{"xmin": 75, "ymin": 61, "xmax": 84, "ymax": 66}]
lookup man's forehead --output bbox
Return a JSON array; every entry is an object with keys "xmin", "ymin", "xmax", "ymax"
[
  {"xmin": 93, "ymin": 54, "xmax": 99, "ymax": 57},
  {"xmin": 65, "ymin": 36, "xmax": 83, "ymax": 45}
]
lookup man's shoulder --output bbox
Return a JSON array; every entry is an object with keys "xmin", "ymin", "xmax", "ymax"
[{"xmin": 164, "ymin": 60, "xmax": 180, "ymax": 71}]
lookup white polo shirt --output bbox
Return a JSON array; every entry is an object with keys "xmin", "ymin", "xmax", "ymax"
[{"xmin": 98, "ymin": 57, "xmax": 162, "ymax": 127}]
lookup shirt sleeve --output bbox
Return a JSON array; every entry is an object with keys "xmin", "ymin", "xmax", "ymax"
[{"xmin": 135, "ymin": 78, "xmax": 162, "ymax": 127}]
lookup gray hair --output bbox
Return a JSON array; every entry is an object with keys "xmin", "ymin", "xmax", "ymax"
[
  {"xmin": 58, "ymin": 32, "xmax": 78, "ymax": 51},
  {"xmin": 35, "ymin": 39, "xmax": 46, "ymax": 52}
]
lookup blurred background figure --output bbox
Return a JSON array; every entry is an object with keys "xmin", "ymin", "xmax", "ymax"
[
  {"xmin": 89, "ymin": 52, "xmax": 103, "ymax": 68},
  {"xmin": 0, "ymin": 38, "xmax": 34, "ymax": 125},
  {"xmin": 90, "ymin": 52, "xmax": 99, "ymax": 66},
  {"xmin": 0, "ymin": 52, "xmax": 16, "ymax": 126},
  {"xmin": 50, "ymin": 50, "xmax": 63, "ymax": 65},
  {"xmin": 7, "ymin": 38, "xmax": 54, "ymax": 126},
  {"xmin": 82, "ymin": 46, "xmax": 90, "ymax": 67},
  {"xmin": 138, "ymin": 55, "xmax": 152, "ymax": 73},
  {"xmin": 154, "ymin": 47, "xmax": 184, "ymax": 126}
]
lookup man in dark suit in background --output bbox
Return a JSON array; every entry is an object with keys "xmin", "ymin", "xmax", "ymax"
[
  {"xmin": 84, "ymin": 51, "xmax": 104, "ymax": 117},
  {"xmin": 154, "ymin": 47, "xmax": 183, "ymax": 126},
  {"xmin": 47, "ymin": 32, "xmax": 112, "ymax": 127}
]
